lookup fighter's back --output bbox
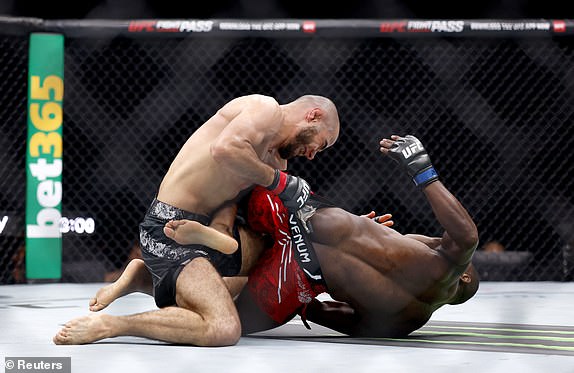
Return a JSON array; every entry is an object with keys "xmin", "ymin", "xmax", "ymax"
[{"xmin": 310, "ymin": 207, "xmax": 456, "ymax": 337}]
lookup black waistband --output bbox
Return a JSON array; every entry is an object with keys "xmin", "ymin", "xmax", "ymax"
[{"xmin": 147, "ymin": 198, "xmax": 211, "ymax": 225}]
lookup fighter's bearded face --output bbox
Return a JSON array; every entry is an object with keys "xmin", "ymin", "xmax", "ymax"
[{"xmin": 278, "ymin": 127, "xmax": 318, "ymax": 159}]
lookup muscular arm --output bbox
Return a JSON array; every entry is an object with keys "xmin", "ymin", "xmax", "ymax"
[
  {"xmin": 380, "ymin": 134, "xmax": 478, "ymax": 266},
  {"xmin": 304, "ymin": 298, "xmax": 360, "ymax": 336},
  {"xmin": 210, "ymin": 96, "xmax": 282, "ymax": 187},
  {"xmin": 404, "ymin": 234, "xmax": 441, "ymax": 249},
  {"xmin": 423, "ymin": 181, "xmax": 478, "ymax": 265}
]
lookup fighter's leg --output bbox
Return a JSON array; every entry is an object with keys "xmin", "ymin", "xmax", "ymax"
[
  {"xmin": 164, "ymin": 203, "xmax": 238, "ymax": 254},
  {"xmin": 92, "ymin": 262, "xmax": 246, "ymax": 313},
  {"xmin": 91, "ymin": 204, "xmax": 248, "ymax": 312},
  {"xmin": 89, "ymin": 259, "xmax": 153, "ymax": 312},
  {"xmin": 54, "ymin": 258, "xmax": 241, "ymax": 346},
  {"xmin": 223, "ymin": 276, "xmax": 248, "ymax": 300}
]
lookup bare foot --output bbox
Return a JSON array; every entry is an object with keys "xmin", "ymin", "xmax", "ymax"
[
  {"xmin": 89, "ymin": 259, "xmax": 149, "ymax": 312},
  {"xmin": 164, "ymin": 219, "xmax": 238, "ymax": 254},
  {"xmin": 53, "ymin": 314, "xmax": 112, "ymax": 345}
]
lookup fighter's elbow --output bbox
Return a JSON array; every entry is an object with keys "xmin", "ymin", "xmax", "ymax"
[
  {"xmin": 442, "ymin": 225, "xmax": 479, "ymax": 264},
  {"xmin": 458, "ymin": 225, "xmax": 479, "ymax": 254},
  {"xmin": 465, "ymin": 223, "xmax": 480, "ymax": 250}
]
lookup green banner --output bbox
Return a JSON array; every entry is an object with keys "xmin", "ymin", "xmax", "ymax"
[{"xmin": 26, "ymin": 33, "xmax": 64, "ymax": 280}]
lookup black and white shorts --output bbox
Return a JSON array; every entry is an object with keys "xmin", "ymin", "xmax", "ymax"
[{"xmin": 139, "ymin": 198, "xmax": 242, "ymax": 308}]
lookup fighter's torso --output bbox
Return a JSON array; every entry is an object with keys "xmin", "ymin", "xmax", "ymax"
[
  {"xmin": 156, "ymin": 96, "xmax": 285, "ymax": 215},
  {"xmin": 310, "ymin": 207, "xmax": 458, "ymax": 336}
]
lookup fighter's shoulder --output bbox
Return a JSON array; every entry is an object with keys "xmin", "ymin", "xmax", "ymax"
[
  {"xmin": 216, "ymin": 95, "xmax": 280, "ymax": 128},
  {"xmin": 222, "ymin": 95, "xmax": 279, "ymax": 124},
  {"xmin": 311, "ymin": 207, "xmax": 357, "ymax": 244},
  {"xmin": 234, "ymin": 94, "xmax": 280, "ymax": 112}
]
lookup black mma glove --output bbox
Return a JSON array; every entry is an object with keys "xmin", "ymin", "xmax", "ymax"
[
  {"xmin": 387, "ymin": 135, "xmax": 439, "ymax": 188},
  {"xmin": 266, "ymin": 169, "xmax": 311, "ymax": 210}
]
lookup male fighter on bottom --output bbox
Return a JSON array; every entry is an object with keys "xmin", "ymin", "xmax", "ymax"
[
  {"xmin": 54, "ymin": 135, "xmax": 479, "ymax": 343},
  {"xmin": 236, "ymin": 134, "xmax": 480, "ymax": 337}
]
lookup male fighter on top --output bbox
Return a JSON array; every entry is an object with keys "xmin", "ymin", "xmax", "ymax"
[
  {"xmin": 54, "ymin": 134, "xmax": 479, "ymax": 343},
  {"xmin": 53, "ymin": 94, "xmax": 340, "ymax": 346}
]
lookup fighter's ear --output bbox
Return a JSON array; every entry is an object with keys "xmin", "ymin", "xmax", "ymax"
[
  {"xmin": 460, "ymin": 273, "xmax": 471, "ymax": 283},
  {"xmin": 305, "ymin": 108, "xmax": 322, "ymax": 122}
]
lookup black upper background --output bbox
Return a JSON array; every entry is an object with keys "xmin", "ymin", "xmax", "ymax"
[{"xmin": 0, "ymin": 0, "xmax": 572, "ymax": 20}]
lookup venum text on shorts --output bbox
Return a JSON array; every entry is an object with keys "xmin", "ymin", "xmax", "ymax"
[{"xmin": 5, "ymin": 357, "xmax": 70, "ymax": 373}]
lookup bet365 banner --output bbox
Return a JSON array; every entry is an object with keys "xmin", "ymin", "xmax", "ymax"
[{"xmin": 26, "ymin": 33, "xmax": 64, "ymax": 280}]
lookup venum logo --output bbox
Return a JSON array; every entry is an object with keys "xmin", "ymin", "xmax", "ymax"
[{"xmin": 289, "ymin": 213, "xmax": 311, "ymax": 263}]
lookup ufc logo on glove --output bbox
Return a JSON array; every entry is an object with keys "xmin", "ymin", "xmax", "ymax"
[
  {"xmin": 296, "ymin": 182, "xmax": 311, "ymax": 209},
  {"xmin": 401, "ymin": 141, "xmax": 424, "ymax": 159}
]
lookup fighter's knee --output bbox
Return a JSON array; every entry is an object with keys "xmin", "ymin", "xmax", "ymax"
[
  {"xmin": 204, "ymin": 315, "xmax": 241, "ymax": 346},
  {"xmin": 221, "ymin": 317, "xmax": 242, "ymax": 345}
]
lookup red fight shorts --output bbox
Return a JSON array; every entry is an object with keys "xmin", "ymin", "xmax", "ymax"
[{"xmin": 246, "ymin": 186, "xmax": 327, "ymax": 324}]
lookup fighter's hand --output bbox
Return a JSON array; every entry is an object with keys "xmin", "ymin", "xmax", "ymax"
[
  {"xmin": 267, "ymin": 170, "xmax": 311, "ymax": 210},
  {"xmin": 361, "ymin": 211, "xmax": 394, "ymax": 227},
  {"xmin": 379, "ymin": 134, "xmax": 439, "ymax": 188}
]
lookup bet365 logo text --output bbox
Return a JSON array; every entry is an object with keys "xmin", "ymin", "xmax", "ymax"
[{"xmin": 27, "ymin": 74, "xmax": 63, "ymax": 238}]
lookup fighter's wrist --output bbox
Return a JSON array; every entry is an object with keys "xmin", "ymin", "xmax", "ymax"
[
  {"xmin": 413, "ymin": 166, "xmax": 439, "ymax": 188},
  {"xmin": 267, "ymin": 169, "xmax": 288, "ymax": 194}
]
